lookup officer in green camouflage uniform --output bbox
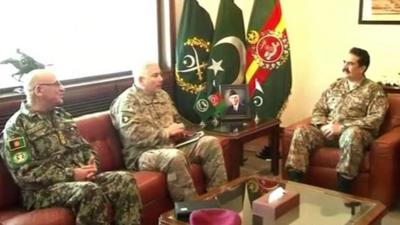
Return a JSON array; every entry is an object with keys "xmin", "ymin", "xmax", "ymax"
[
  {"xmin": 0, "ymin": 69, "xmax": 142, "ymax": 225},
  {"xmin": 285, "ymin": 47, "xmax": 389, "ymax": 193},
  {"xmin": 110, "ymin": 63, "xmax": 227, "ymax": 201}
]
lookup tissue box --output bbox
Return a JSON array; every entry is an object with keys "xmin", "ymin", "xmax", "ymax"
[{"xmin": 252, "ymin": 190, "xmax": 299, "ymax": 220}]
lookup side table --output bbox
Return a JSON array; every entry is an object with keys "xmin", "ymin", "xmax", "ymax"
[{"xmin": 204, "ymin": 118, "xmax": 281, "ymax": 176}]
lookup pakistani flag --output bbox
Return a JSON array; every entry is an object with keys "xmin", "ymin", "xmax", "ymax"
[
  {"xmin": 175, "ymin": 0, "xmax": 214, "ymax": 123},
  {"xmin": 253, "ymin": 79, "xmax": 265, "ymax": 118},
  {"xmin": 245, "ymin": 0, "xmax": 292, "ymax": 119},
  {"xmin": 205, "ymin": 0, "xmax": 246, "ymax": 117}
]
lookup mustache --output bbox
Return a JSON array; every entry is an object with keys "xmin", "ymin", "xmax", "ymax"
[{"xmin": 342, "ymin": 68, "xmax": 350, "ymax": 73}]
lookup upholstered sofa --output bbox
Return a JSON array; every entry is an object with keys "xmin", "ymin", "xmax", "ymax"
[
  {"xmin": 0, "ymin": 111, "xmax": 240, "ymax": 225},
  {"xmin": 281, "ymin": 93, "xmax": 400, "ymax": 207}
]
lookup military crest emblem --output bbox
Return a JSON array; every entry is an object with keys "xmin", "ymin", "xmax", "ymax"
[
  {"xmin": 175, "ymin": 37, "xmax": 211, "ymax": 94},
  {"xmin": 247, "ymin": 30, "xmax": 290, "ymax": 70},
  {"xmin": 12, "ymin": 151, "xmax": 30, "ymax": 165},
  {"xmin": 194, "ymin": 99, "xmax": 210, "ymax": 113}
]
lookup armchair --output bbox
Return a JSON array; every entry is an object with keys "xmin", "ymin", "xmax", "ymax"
[{"xmin": 281, "ymin": 93, "xmax": 400, "ymax": 207}]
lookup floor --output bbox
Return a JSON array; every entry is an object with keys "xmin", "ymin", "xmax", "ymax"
[{"xmin": 242, "ymin": 137, "xmax": 400, "ymax": 225}]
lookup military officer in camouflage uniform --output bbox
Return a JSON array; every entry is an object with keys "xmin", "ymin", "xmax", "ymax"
[
  {"xmin": 0, "ymin": 69, "xmax": 142, "ymax": 225},
  {"xmin": 110, "ymin": 63, "xmax": 227, "ymax": 201},
  {"xmin": 285, "ymin": 47, "xmax": 389, "ymax": 193}
]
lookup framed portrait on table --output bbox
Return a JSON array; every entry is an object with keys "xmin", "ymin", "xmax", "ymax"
[
  {"xmin": 220, "ymin": 84, "xmax": 251, "ymax": 120},
  {"xmin": 359, "ymin": 0, "xmax": 400, "ymax": 24}
]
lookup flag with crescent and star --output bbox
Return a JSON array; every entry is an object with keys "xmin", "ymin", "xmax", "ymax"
[
  {"xmin": 253, "ymin": 79, "xmax": 265, "ymax": 118},
  {"xmin": 204, "ymin": 0, "xmax": 246, "ymax": 117},
  {"xmin": 175, "ymin": 0, "xmax": 214, "ymax": 123},
  {"xmin": 245, "ymin": 0, "xmax": 292, "ymax": 119},
  {"xmin": 193, "ymin": 90, "xmax": 215, "ymax": 121}
]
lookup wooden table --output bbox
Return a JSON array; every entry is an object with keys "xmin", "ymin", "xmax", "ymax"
[
  {"xmin": 159, "ymin": 175, "xmax": 387, "ymax": 225},
  {"xmin": 203, "ymin": 118, "xmax": 281, "ymax": 176}
]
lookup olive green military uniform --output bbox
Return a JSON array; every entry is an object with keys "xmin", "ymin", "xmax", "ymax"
[
  {"xmin": 0, "ymin": 103, "xmax": 142, "ymax": 225},
  {"xmin": 285, "ymin": 78, "xmax": 388, "ymax": 178},
  {"xmin": 110, "ymin": 86, "xmax": 227, "ymax": 201}
]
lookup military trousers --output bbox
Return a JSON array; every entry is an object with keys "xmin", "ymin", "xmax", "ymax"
[
  {"xmin": 285, "ymin": 125, "xmax": 374, "ymax": 179},
  {"xmin": 24, "ymin": 171, "xmax": 142, "ymax": 225},
  {"xmin": 138, "ymin": 135, "xmax": 227, "ymax": 201}
]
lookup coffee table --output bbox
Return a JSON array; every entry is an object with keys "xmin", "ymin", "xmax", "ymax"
[{"xmin": 159, "ymin": 175, "xmax": 386, "ymax": 225}]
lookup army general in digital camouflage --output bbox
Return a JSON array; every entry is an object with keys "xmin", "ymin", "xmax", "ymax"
[
  {"xmin": 110, "ymin": 63, "xmax": 227, "ymax": 201},
  {"xmin": 0, "ymin": 69, "xmax": 142, "ymax": 225},
  {"xmin": 285, "ymin": 47, "xmax": 389, "ymax": 193}
]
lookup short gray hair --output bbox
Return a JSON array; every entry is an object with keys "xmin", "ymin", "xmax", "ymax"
[
  {"xmin": 23, "ymin": 69, "xmax": 40, "ymax": 99},
  {"xmin": 133, "ymin": 62, "xmax": 159, "ymax": 86},
  {"xmin": 23, "ymin": 69, "xmax": 53, "ymax": 101}
]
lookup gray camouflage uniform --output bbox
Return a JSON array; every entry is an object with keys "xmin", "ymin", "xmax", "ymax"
[
  {"xmin": 285, "ymin": 78, "xmax": 388, "ymax": 178},
  {"xmin": 110, "ymin": 85, "xmax": 227, "ymax": 201},
  {"xmin": 0, "ymin": 102, "xmax": 142, "ymax": 225}
]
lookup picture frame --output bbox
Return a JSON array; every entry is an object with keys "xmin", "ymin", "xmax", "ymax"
[
  {"xmin": 219, "ymin": 84, "xmax": 251, "ymax": 120},
  {"xmin": 359, "ymin": 0, "xmax": 400, "ymax": 24}
]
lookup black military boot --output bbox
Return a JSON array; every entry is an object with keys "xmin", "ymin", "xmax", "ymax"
[
  {"xmin": 255, "ymin": 146, "xmax": 272, "ymax": 160},
  {"xmin": 287, "ymin": 169, "xmax": 304, "ymax": 182},
  {"xmin": 336, "ymin": 173, "xmax": 352, "ymax": 193},
  {"xmin": 255, "ymin": 146, "xmax": 281, "ymax": 161}
]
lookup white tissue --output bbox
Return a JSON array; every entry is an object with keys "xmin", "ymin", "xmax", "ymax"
[{"xmin": 268, "ymin": 187, "xmax": 286, "ymax": 203}]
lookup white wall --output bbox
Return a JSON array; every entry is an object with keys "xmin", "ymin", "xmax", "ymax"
[{"xmin": 175, "ymin": 0, "xmax": 400, "ymax": 126}]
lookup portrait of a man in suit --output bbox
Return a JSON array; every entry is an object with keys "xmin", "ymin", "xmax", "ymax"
[{"xmin": 225, "ymin": 89, "xmax": 246, "ymax": 115}]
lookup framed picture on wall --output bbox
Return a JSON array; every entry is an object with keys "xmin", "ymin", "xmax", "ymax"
[
  {"xmin": 219, "ymin": 84, "xmax": 251, "ymax": 120},
  {"xmin": 359, "ymin": 0, "xmax": 400, "ymax": 24}
]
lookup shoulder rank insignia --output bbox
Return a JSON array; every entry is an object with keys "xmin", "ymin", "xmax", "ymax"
[{"xmin": 8, "ymin": 137, "xmax": 26, "ymax": 151}]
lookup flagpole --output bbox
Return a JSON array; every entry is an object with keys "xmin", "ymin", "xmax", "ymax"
[
  {"xmin": 210, "ymin": 116, "xmax": 220, "ymax": 127},
  {"xmin": 254, "ymin": 113, "xmax": 260, "ymax": 124}
]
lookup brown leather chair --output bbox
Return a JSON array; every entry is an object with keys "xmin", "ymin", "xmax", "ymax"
[
  {"xmin": 0, "ymin": 111, "xmax": 240, "ymax": 225},
  {"xmin": 281, "ymin": 93, "xmax": 400, "ymax": 207}
]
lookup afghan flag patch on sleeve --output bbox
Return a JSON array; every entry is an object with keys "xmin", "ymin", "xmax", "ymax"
[{"xmin": 8, "ymin": 137, "xmax": 26, "ymax": 151}]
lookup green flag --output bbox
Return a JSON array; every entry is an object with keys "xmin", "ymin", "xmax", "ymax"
[
  {"xmin": 245, "ymin": 0, "xmax": 292, "ymax": 119},
  {"xmin": 193, "ymin": 90, "xmax": 215, "ymax": 121},
  {"xmin": 205, "ymin": 0, "xmax": 246, "ymax": 117},
  {"xmin": 252, "ymin": 79, "xmax": 265, "ymax": 119},
  {"xmin": 175, "ymin": 0, "xmax": 214, "ymax": 123}
]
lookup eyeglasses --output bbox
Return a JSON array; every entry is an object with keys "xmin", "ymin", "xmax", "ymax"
[
  {"xmin": 37, "ymin": 80, "xmax": 63, "ymax": 87},
  {"xmin": 149, "ymin": 72, "xmax": 162, "ymax": 77},
  {"xmin": 30, "ymin": 81, "xmax": 63, "ymax": 91}
]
